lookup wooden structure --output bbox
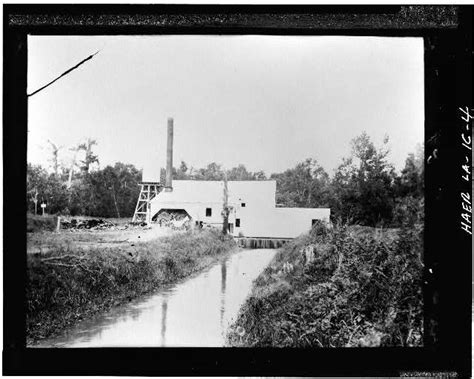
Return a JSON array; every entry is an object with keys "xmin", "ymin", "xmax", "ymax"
[
  {"xmin": 132, "ymin": 182, "xmax": 162, "ymax": 224},
  {"xmin": 235, "ymin": 237, "xmax": 292, "ymax": 249}
]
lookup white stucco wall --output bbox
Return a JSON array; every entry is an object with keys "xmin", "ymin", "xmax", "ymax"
[
  {"xmin": 151, "ymin": 201, "xmax": 230, "ymax": 226},
  {"xmin": 228, "ymin": 180, "xmax": 276, "ymax": 210},
  {"xmin": 150, "ymin": 180, "xmax": 330, "ymax": 238},
  {"xmin": 150, "ymin": 180, "xmax": 275, "ymax": 221},
  {"xmin": 234, "ymin": 207, "xmax": 330, "ymax": 238}
]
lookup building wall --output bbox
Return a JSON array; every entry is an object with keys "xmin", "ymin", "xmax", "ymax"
[
  {"xmin": 151, "ymin": 201, "xmax": 229, "ymax": 226},
  {"xmin": 234, "ymin": 207, "xmax": 330, "ymax": 238},
  {"xmin": 149, "ymin": 180, "xmax": 330, "ymax": 239},
  {"xmin": 228, "ymin": 181, "xmax": 276, "ymax": 211}
]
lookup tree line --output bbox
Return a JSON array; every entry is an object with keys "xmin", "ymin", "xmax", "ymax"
[{"xmin": 27, "ymin": 132, "xmax": 423, "ymax": 226}]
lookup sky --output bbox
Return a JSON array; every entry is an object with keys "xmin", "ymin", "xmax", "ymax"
[{"xmin": 27, "ymin": 35, "xmax": 424, "ymax": 180}]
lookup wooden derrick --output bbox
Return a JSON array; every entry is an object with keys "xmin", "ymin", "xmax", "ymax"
[{"xmin": 132, "ymin": 182, "xmax": 162, "ymax": 224}]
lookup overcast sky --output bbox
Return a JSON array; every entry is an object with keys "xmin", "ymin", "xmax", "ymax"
[{"xmin": 28, "ymin": 35, "xmax": 424, "ymax": 180}]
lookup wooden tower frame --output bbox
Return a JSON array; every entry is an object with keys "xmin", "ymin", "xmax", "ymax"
[{"xmin": 132, "ymin": 182, "xmax": 162, "ymax": 224}]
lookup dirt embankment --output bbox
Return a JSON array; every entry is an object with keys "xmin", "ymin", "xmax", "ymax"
[
  {"xmin": 27, "ymin": 228, "xmax": 236, "ymax": 345},
  {"xmin": 226, "ymin": 223, "xmax": 423, "ymax": 348}
]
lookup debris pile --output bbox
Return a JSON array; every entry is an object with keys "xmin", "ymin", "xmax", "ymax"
[
  {"xmin": 154, "ymin": 210, "xmax": 191, "ymax": 230},
  {"xmin": 128, "ymin": 221, "xmax": 148, "ymax": 228},
  {"xmin": 60, "ymin": 218, "xmax": 151, "ymax": 231},
  {"xmin": 61, "ymin": 218, "xmax": 117, "ymax": 231}
]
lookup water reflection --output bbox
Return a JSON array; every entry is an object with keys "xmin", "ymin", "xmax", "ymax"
[
  {"xmin": 36, "ymin": 248, "xmax": 277, "ymax": 348},
  {"xmin": 161, "ymin": 298, "xmax": 168, "ymax": 347},
  {"xmin": 220, "ymin": 259, "xmax": 227, "ymax": 330}
]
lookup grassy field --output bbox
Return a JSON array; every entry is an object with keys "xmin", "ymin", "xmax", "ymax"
[
  {"xmin": 226, "ymin": 222, "xmax": 423, "ymax": 347},
  {"xmin": 26, "ymin": 219, "xmax": 236, "ymax": 345},
  {"xmin": 27, "ymin": 215, "xmax": 173, "ymax": 254}
]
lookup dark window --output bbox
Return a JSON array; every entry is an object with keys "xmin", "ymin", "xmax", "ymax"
[
  {"xmin": 236, "ymin": 218, "xmax": 240, "ymax": 227},
  {"xmin": 206, "ymin": 208, "xmax": 212, "ymax": 217},
  {"xmin": 241, "ymin": 203, "xmax": 246, "ymax": 207}
]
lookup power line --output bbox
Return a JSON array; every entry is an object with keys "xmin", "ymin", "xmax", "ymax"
[{"xmin": 28, "ymin": 50, "xmax": 100, "ymax": 98}]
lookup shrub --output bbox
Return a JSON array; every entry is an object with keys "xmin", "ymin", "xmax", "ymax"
[
  {"xmin": 27, "ymin": 214, "xmax": 58, "ymax": 233},
  {"xmin": 227, "ymin": 222, "xmax": 423, "ymax": 347}
]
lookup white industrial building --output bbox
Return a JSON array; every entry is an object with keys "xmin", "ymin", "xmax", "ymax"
[
  {"xmin": 150, "ymin": 179, "xmax": 330, "ymax": 239},
  {"xmin": 135, "ymin": 117, "xmax": 330, "ymax": 239}
]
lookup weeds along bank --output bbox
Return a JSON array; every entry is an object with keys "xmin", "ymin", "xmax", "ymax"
[
  {"xmin": 27, "ymin": 229, "xmax": 236, "ymax": 345},
  {"xmin": 227, "ymin": 222, "xmax": 423, "ymax": 347},
  {"xmin": 27, "ymin": 214, "xmax": 59, "ymax": 233}
]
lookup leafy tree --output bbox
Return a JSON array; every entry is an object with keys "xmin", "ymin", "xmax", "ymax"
[
  {"xmin": 330, "ymin": 132, "xmax": 396, "ymax": 226},
  {"xmin": 27, "ymin": 164, "xmax": 69, "ymax": 214},
  {"xmin": 227, "ymin": 164, "xmax": 253, "ymax": 181},
  {"xmin": 226, "ymin": 164, "xmax": 267, "ymax": 181},
  {"xmin": 392, "ymin": 144, "xmax": 424, "ymax": 226},
  {"xmin": 395, "ymin": 145, "xmax": 424, "ymax": 199},
  {"xmin": 196, "ymin": 162, "xmax": 225, "ymax": 180},
  {"xmin": 87, "ymin": 163, "xmax": 141, "ymax": 217},
  {"xmin": 253, "ymin": 170, "xmax": 267, "ymax": 180},
  {"xmin": 68, "ymin": 177, "xmax": 94, "ymax": 216},
  {"xmin": 27, "ymin": 164, "xmax": 48, "ymax": 214},
  {"xmin": 44, "ymin": 175, "xmax": 70, "ymax": 214},
  {"xmin": 112, "ymin": 163, "xmax": 142, "ymax": 217},
  {"xmin": 330, "ymin": 157, "xmax": 359, "ymax": 222},
  {"xmin": 271, "ymin": 158, "xmax": 330, "ymax": 208},
  {"xmin": 175, "ymin": 161, "xmax": 189, "ymax": 180},
  {"xmin": 160, "ymin": 162, "xmax": 267, "ymax": 182}
]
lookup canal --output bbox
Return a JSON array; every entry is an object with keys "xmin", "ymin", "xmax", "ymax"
[{"xmin": 36, "ymin": 248, "xmax": 277, "ymax": 347}]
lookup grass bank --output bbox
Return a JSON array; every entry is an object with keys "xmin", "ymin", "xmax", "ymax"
[
  {"xmin": 27, "ymin": 214, "xmax": 59, "ymax": 233},
  {"xmin": 27, "ymin": 228, "xmax": 236, "ymax": 345},
  {"xmin": 226, "ymin": 222, "xmax": 423, "ymax": 347}
]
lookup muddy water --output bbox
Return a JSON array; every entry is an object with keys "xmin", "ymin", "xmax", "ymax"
[{"xmin": 37, "ymin": 248, "xmax": 277, "ymax": 347}]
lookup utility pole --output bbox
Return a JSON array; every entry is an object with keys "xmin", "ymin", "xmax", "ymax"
[{"xmin": 222, "ymin": 172, "xmax": 229, "ymax": 235}]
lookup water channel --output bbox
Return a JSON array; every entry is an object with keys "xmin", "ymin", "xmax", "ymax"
[{"xmin": 36, "ymin": 248, "xmax": 277, "ymax": 347}]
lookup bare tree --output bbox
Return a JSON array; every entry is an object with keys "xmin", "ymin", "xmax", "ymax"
[
  {"xmin": 78, "ymin": 138, "xmax": 99, "ymax": 174},
  {"xmin": 29, "ymin": 188, "xmax": 39, "ymax": 215},
  {"xmin": 67, "ymin": 145, "xmax": 81, "ymax": 189},
  {"xmin": 47, "ymin": 139, "xmax": 63, "ymax": 176}
]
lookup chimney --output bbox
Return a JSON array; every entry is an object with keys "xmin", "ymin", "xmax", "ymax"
[{"xmin": 165, "ymin": 117, "xmax": 174, "ymax": 192}]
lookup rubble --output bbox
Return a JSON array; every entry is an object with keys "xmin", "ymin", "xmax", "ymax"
[
  {"xmin": 61, "ymin": 218, "xmax": 117, "ymax": 231},
  {"xmin": 59, "ymin": 212, "xmax": 190, "ymax": 232},
  {"xmin": 60, "ymin": 218, "xmax": 150, "ymax": 231},
  {"xmin": 153, "ymin": 210, "xmax": 191, "ymax": 230}
]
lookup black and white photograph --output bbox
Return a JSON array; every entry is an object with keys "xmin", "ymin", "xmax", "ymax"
[
  {"xmin": 2, "ymin": 4, "xmax": 472, "ymax": 377},
  {"xmin": 25, "ymin": 33, "xmax": 425, "ymax": 348}
]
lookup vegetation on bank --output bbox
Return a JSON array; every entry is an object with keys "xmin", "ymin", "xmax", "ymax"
[
  {"xmin": 27, "ymin": 229, "xmax": 236, "ymax": 345},
  {"xmin": 27, "ymin": 214, "xmax": 59, "ymax": 233},
  {"xmin": 227, "ymin": 222, "xmax": 423, "ymax": 347}
]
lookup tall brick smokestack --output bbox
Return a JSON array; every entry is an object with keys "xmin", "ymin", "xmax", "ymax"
[{"xmin": 165, "ymin": 117, "xmax": 174, "ymax": 192}]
